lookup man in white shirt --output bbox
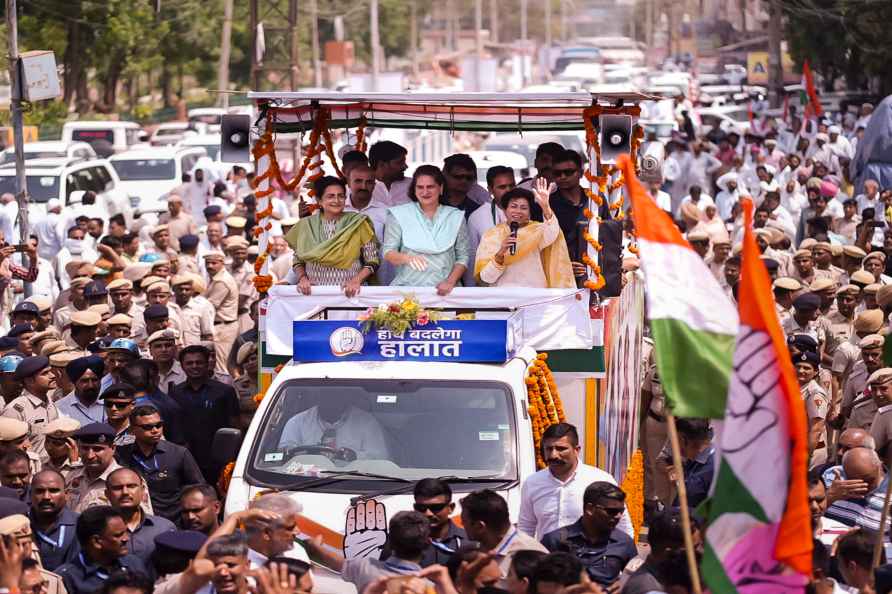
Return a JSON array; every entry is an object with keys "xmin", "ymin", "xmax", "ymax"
[
  {"xmin": 369, "ymin": 141, "xmax": 412, "ymax": 207},
  {"xmin": 465, "ymin": 165, "xmax": 516, "ymax": 287},
  {"xmin": 647, "ymin": 181, "xmax": 672, "ymax": 214},
  {"xmin": 278, "ymin": 398, "xmax": 390, "ymax": 461},
  {"xmin": 344, "ymin": 164, "xmax": 388, "ymax": 240},
  {"xmin": 675, "ymin": 185, "xmax": 715, "ymax": 219},
  {"xmin": 518, "ymin": 422, "xmax": 633, "ymax": 539},
  {"xmin": 856, "ymin": 179, "xmax": 882, "ymax": 221},
  {"xmin": 33, "ymin": 198, "xmax": 65, "ymax": 261},
  {"xmin": 244, "ymin": 493, "xmax": 312, "ymax": 565}
]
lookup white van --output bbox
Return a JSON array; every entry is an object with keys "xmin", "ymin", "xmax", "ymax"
[
  {"xmin": 61, "ymin": 121, "xmax": 147, "ymax": 158},
  {"xmin": 221, "ymin": 286, "xmax": 599, "ymax": 592}
]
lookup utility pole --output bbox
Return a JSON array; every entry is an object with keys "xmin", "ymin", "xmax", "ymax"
[
  {"xmin": 310, "ymin": 0, "xmax": 322, "ymax": 87},
  {"xmin": 767, "ymin": 0, "xmax": 783, "ymax": 108},
  {"xmin": 370, "ymin": 0, "xmax": 380, "ymax": 91},
  {"xmin": 489, "ymin": 0, "xmax": 498, "ymax": 43},
  {"xmin": 560, "ymin": 0, "xmax": 568, "ymax": 42},
  {"xmin": 410, "ymin": 1, "xmax": 419, "ymax": 78},
  {"xmin": 520, "ymin": 0, "xmax": 528, "ymax": 86},
  {"xmin": 6, "ymin": 0, "xmax": 30, "ymax": 296},
  {"xmin": 474, "ymin": 0, "xmax": 483, "ymax": 91},
  {"xmin": 217, "ymin": 0, "xmax": 234, "ymax": 108}
]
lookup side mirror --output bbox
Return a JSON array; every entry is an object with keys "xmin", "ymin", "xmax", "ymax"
[{"xmin": 212, "ymin": 428, "xmax": 243, "ymax": 466}]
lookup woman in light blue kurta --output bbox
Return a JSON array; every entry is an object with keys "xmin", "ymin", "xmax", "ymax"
[{"xmin": 382, "ymin": 164, "xmax": 470, "ymax": 295}]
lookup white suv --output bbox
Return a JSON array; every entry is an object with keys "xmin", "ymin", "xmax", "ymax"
[
  {"xmin": 108, "ymin": 146, "xmax": 207, "ymax": 211},
  {"xmin": 0, "ymin": 158, "xmax": 134, "ymax": 224},
  {"xmin": 0, "ymin": 141, "xmax": 96, "ymax": 164}
]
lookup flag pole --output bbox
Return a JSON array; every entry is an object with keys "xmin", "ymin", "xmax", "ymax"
[
  {"xmin": 666, "ymin": 412, "xmax": 703, "ymax": 594},
  {"xmin": 872, "ymin": 451, "xmax": 892, "ymax": 567}
]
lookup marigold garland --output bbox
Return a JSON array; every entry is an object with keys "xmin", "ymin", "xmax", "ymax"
[
  {"xmin": 355, "ymin": 115, "xmax": 368, "ymax": 153},
  {"xmin": 217, "ymin": 461, "xmax": 235, "ymax": 496},
  {"xmin": 527, "ymin": 353, "xmax": 566, "ymax": 469},
  {"xmin": 619, "ymin": 449, "xmax": 645, "ymax": 542}
]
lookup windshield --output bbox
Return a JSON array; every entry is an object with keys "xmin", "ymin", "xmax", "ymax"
[
  {"xmin": 248, "ymin": 379, "xmax": 517, "ymax": 490},
  {"xmin": 111, "ymin": 158, "xmax": 175, "ymax": 181},
  {"xmin": 0, "ymin": 175, "xmax": 59, "ymax": 203}
]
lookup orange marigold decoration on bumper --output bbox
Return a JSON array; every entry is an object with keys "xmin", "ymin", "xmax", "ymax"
[{"xmin": 526, "ymin": 353, "xmax": 566, "ymax": 469}]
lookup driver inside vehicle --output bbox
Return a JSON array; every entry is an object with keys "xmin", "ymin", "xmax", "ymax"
[{"xmin": 277, "ymin": 395, "xmax": 391, "ymax": 461}]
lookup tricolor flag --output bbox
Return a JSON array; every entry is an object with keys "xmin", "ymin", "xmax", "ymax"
[
  {"xmin": 801, "ymin": 60, "xmax": 823, "ymax": 119},
  {"xmin": 618, "ymin": 155, "xmax": 737, "ymax": 418},
  {"xmin": 701, "ymin": 197, "xmax": 812, "ymax": 593}
]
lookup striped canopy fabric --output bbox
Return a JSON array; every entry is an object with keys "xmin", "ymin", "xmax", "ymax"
[{"xmin": 247, "ymin": 91, "xmax": 660, "ymax": 133}]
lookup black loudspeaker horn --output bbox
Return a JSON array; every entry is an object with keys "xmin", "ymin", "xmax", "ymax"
[
  {"xmin": 598, "ymin": 114, "xmax": 633, "ymax": 165},
  {"xmin": 221, "ymin": 114, "xmax": 251, "ymax": 163}
]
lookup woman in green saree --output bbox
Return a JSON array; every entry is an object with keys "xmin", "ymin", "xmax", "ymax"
[{"xmin": 285, "ymin": 176, "xmax": 379, "ymax": 297}]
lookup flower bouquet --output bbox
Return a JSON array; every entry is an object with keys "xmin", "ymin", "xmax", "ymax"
[{"xmin": 357, "ymin": 295, "xmax": 440, "ymax": 336}]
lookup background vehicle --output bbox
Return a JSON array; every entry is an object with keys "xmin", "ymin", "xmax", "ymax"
[
  {"xmin": 150, "ymin": 122, "xmax": 207, "ymax": 146},
  {"xmin": 109, "ymin": 146, "xmax": 206, "ymax": 208},
  {"xmin": 0, "ymin": 141, "xmax": 96, "ymax": 164},
  {"xmin": 187, "ymin": 107, "xmax": 226, "ymax": 133},
  {"xmin": 0, "ymin": 157, "xmax": 133, "ymax": 222},
  {"xmin": 61, "ymin": 121, "xmax": 147, "ymax": 157},
  {"xmin": 465, "ymin": 150, "xmax": 530, "ymax": 182},
  {"xmin": 695, "ymin": 105, "xmax": 751, "ymax": 137},
  {"xmin": 483, "ymin": 131, "xmax": 586, "ymax": 165}
]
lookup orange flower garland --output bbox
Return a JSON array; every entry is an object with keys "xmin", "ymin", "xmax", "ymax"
[
  {"xmin": 217, "ymin": 461, "xmax": 235, "ymax": 496},
  {"xmin": 527, "ymin": 353, "xmax": 566, "ymax": 469},
  {"xmin": 355, "ymin": 115, "xmax": 368, "ymax": 153},
  {"xmin": 619, "ymin": 450, "xmax": 645, "ymax": 542}
]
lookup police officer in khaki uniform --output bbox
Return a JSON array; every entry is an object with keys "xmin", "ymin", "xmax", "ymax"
[
  {"xmin": 204, "ymin": 251, "xmax": 240, "ymax": 376},
  {"xmin": 773, "ymin": 277, "xmax": 801, "ymax": 326},
  {"xmin": 233, "ymin": 342, "xmax": 259, "ymax": 431},
  {"xmin": 812, "ymin": 277, "xmax": 839, "ymax": 317},
  {"xmin": 0, "ymin": 513, "xmax": 69, "ymax": 594},
  {"xmin": 812, "ymin": 241, "xmax": 845, "ymax": 284},
  {"xmin": 869, "ymin": 368, "xmax": 892, "ymax": 459},
  {"xmin": 845, "ymin": 335, "xmax": 886, "ymax": 431},
  {"xmin": 831, "ymin": 309, "xmax": 883, "ymax": 403},
  {"xmin": 41, "ymin": 416, "xmax": 83, "ymax": 492},
  {"xmin": 641, "ymin": 346, "xmax": 672, "ymax": 512},
  {"xmin": 793, "ymin": 350, "xmax": 830, "ymax": 459},
  {"xmin": 1, "ymin": 356, "xmax": 59, "ymax": 462},
  {"xmin": 0, "ymin": 417, "xmax": 41, "ymax": 474},
  {"xmin": 821, "ymin": 283, "xmax": 856, "ymax": 376},
  {"xmin": 66, "ymin": 310, "xmax": 103, "ymax": 357}
]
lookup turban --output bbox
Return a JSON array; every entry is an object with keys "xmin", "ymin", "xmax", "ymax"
[{"xmin": 66, "ymin": 355, "xmax": 106, "ymax": 383}]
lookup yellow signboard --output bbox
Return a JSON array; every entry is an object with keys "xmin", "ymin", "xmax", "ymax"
[{"xmin": 747, "ymin": 51, "xmax": 797, "ymax": 85}]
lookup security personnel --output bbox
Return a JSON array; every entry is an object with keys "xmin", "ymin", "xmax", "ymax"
[
  {"xmin": 1, "ymin": 355, "xmax": 59, "ymax": 462},
  {"xmin": 42, "ymin": 417, "xmax": 83, "ymax": 491},
  {"xmin": 107, "ymin": 314, "xmax": 133, "ymax": 340},
  {"xmin": 67, "ymin": 310, "xmax": 103, "ymax": 357},
  {"xmin": 115, "ymin": 404, "xmax": 205, "ymax": 522},
  {"xmin": 232, "ymin": 342, "xmax": 258, "ymax": 430},
  {"xmin": 0, "ymin": 353, "xmax": 24, "ymax": 406},
  {"xmin": 773, "ymin": 277, "xmax": 802, "ymax": 326},
  {"xmin": 794, "ymin": 350, "xmax": 829, "ymax": 455},
  {"xmin": 203, "ymin": 251, "xmax": 239, "ymax": 375},
  {"xmin": 0, "ymin": 512, "xmax": 69, "ymax": 594},
  {"xmin": 844, "ymin": 335, "xmax": 886, "ymax": 431},
  {"xmin": 0, "ymin": 417, "xmax": 41, "ymax": 474},
  {"xmin": 66, "ymin": 422, "xmax": 153, "ymax": 515},
  {"xmin": 782, "ymin": 292, "xmax": 828, "ymax": 352},
  {"xmin": 641, "ymin": 346, "xmax": 671, "ymax": 512},
  {"xmin": 29, "ymin": 468, "xmax": 80, "ymax": 571},
  {"xmin": 868, "ymin": 368, "xmax": 892, "ymax": 459}
]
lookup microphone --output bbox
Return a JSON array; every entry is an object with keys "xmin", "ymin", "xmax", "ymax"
[{"xmin": 509, "ymin": 222, "xmax": 519, "ymax": 256}]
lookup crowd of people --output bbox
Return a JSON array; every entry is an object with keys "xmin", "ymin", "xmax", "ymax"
[{"xmin": 0, "ymin": 98, "xmax": 888, "ymax": 594}]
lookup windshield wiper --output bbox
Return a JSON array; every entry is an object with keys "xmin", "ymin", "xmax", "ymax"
[
  {"xmin": 349, "ymin": 474, "xmax": 518, "ymax": 506},
  {"xmin": 258, "ymin": 470, "xmax": 413, "ymax": 492}
]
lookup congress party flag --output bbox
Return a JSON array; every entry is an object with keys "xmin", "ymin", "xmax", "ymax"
[
  {"xmin": 701, "ymin": 197, "xmax": 812, "ymax": 593},
  {"xmin": 618, "ymin": 154, "xmax": 737, "ymax": 418}
]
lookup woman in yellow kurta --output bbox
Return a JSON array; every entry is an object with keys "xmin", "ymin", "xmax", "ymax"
[{"xmin": 474, "ymin": 178, "xmax": 574, "ymax": 288}]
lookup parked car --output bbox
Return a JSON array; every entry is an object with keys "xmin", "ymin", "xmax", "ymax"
[
  {"xmin": 0, "ymin": 157, "xmax": 134, "ymax": 223},
  {"xmin": 0, "ymin": 141, "xmax": 96, "ymax": 164},
  {"xmin": 108, "ymin": 146, "xmax": 207, "ymax": 207},
  {"xmin": 61, "ymin": 121, "xmax": 147, "ymax": 158},
  {"xmin": 150, "ymin": 122, "xmax": 207, "ymax": 146}
]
